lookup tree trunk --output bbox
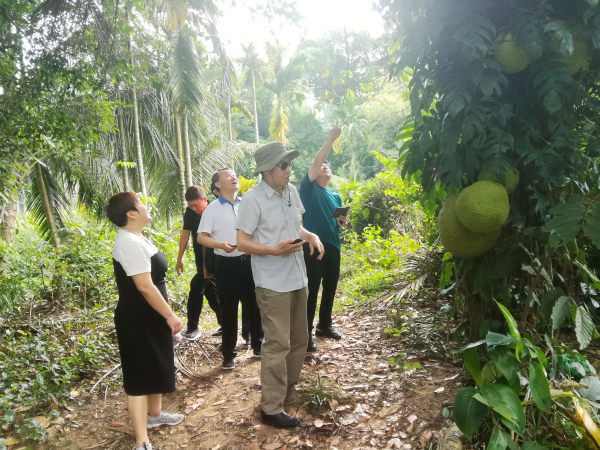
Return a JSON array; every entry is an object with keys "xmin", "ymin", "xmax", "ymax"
[
  {"xmin": 0, "ymin": 190, "xmax": 18, "ymax": 243},
  {"xmin": 252, "ymin": 72, "xmax": 259, "ymax": 144},
  {"xmin": 226, "ymin": 89, "xmax": 233, "ymax": 141},
  {"xmin": 116, "ymin": 90, "xmax": 130, "ymax": 192},
  {"xmin": 182, "ymin": 107, "xmax": 193, "ymax": 187},
  {"xmin": 175, "ymin": 110, "xmax": 187, "ymax": 214},
  {"xmin": 131, "ymin": 88, "xmax": 147, "ymax": 197},
  {"xmin": 35, "ymin": 163, "xmax": 60, "ymax": 248}
]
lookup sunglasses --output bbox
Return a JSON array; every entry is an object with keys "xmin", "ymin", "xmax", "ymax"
[{"xmin": 275, "ymin": 161, "xmax": 292, "ymax": 171}]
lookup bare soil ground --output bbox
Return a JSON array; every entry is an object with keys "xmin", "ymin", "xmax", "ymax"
[{"xmin": 44, "ymin": 300, "xmax": 464, "ymax": 450}]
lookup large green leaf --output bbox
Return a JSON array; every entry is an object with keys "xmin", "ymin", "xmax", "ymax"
[
  {"xmin": 529, "ymin": 361, "xmax": 551, "ymax": 413},
  {"xmin": 521, "ymin": 442, "xmax": 549, "ymax": 450},
  {"xmin": 486, "ymin": 332, "xmax": 518, "ymax": 346},
  {"xmin": 489, "ymin": 346, "xmax": 518, "ymax": 384},
  {"xmin": 576, "ymin": 306, "xmax": 594, "ymax": 350},
  {"xmin": 463, "ymin": 347, "xmax": 483, "ymax": 386},
  {"xmin": 480, "ymin": 384, "xmax": 525, "ymax": 435},
  {"xmin": 551, "ymin": 296, "xmax": 575, "ymax": 330},
  {"xmin": 539, "ymin": 289, "xmax": 565, "ymax": 323},
  {"xmin": 495, "ymin": 301, "xmax": 521, "ymax": 340},
  {"xmin": 454, "ymin": 387, "xmax": 487, "ymax": 439},
  {"xmin": 488, "ymin": 426, "xmax": 510, "ymax": 450}
]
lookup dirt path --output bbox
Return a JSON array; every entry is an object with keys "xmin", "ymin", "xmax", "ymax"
[{"xmin": 46, "ymin": 306, "xmax": 463, "ymax": 450}]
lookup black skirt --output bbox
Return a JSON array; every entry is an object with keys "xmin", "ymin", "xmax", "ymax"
[{"xmin": 113, "ymin": 251, "xmax": 175, "ymax": 396}]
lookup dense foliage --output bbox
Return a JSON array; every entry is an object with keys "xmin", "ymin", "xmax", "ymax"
[{"xmin": 379, "ymin": 0, "xmax": 600, "ymax": 448}]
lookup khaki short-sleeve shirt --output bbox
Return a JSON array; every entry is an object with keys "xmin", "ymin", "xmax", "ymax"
[{"xmin": 235, "ymin": 180, "xmax": 307, "ymax": 292}]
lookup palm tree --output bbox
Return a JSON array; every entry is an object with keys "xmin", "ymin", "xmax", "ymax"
[
  {"xmin": 239, "ymin": 43, "xmax": 272, "ymax": 143},
  {"xmin": 264, "ymin": 43, "xmax": 307, "ymax": 145}
]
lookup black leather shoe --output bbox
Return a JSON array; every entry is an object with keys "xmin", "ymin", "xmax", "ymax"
[
  {"xmin": 261, "ymin": 411, "xmax": 301, "ymax": 428},
  {"xmin": 315, "ymin": 325, "xmax": 342, "ymax": 340},
  {"xmin": 222, "ymin": 356, "xmax": 235, "ymax": 370},
  {"xmin": 307, "ymin": 335, "xmax": 317, "ymax": 352}
]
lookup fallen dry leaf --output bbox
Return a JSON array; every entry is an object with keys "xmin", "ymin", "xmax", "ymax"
[
  {"xmin": 329, "ymin": 399, "xmax": 339, "ymax": 411},
  {"xmin": 407, "ymin": 414, "xmax": 418, "ymax": 423},
  {"xmin": 296, "ymin": 407, "xmax": 307, "ymax": 419},
  {"xmin": 247, "ymin": 443, "xmax": 260, "ymax": 450},
  {"xmin": 212, "ymin": 399, "xmax": 226, "ymax": 406},
  {"xmin": 70, "ymin": 390, "xmax": 80, "ymax": 398},
  {"xmin": 378, "ymin": 405, "xmax": 400, "ymax": 417},
  {"xmin": 262, "ymin": 443, "xmax": 282, "ymax": 450},
  {"xmin": 314, "ymin": 418, "xmax": 324, "ymax": 428},
  {"xmin": 253, "ymin": 424, "xmax": 265, "ymax": 431},
  {"xmin": 3, "ymin": 437, "xmax": 19, "ymax": 445},
  {"xmin": 287, "ymin": 407, "xmax": 297, "ymax": 417},
  {"xmin": 50, "ymin": 403, "xmax": 59, "ymax": 410},
  {"xmin": 204, "ymin": 412, "xmax": 219, "ymax": 418},
  {"xmin": 329, "ymin": 436, "xmax": 342, "ymax": 445},
  {"xmin": 420, "ymin": 429, "xmax": 433, "ymax": 445},
  {"xmin": 407, "ymin": 422, "xmax": 415, "ymax": 433},
  {"xmin": 34, "ymin": 415, "xmax": 51, "ymax": 429},
  {"xmin": 288, "ymin": 436, "xmax": 300, "ymax": 443},
  {"xmin": 305, "ymin": 438, "xmax": 313, "ymax": 447},
  {"xmin": 434, "ymin": 387, "xmax": 445, "ymax": 394},
  {"xmin": 109, "ymin": 422, "xmax": 125, "ymax": 428},
  {"xmin": 386, "ymin": 438, "xmax": 402, "ymax": 448},
  {"xmin": 183, "ymin": 423, "xmax": 196, "ymax": 428},
  {"xmin": 357, "ymin": 416, "xmax": 369, "ymax": 424}
]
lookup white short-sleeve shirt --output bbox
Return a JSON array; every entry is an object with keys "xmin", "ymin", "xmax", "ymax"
[
  {"xmin": 235, "ymin": 180, "xmax": 307, "ymax": 292},
  {"xmin": 198, "ymin": 196, "xmax": 245, "ymax": 257},
  {"xmin": 112, "ymin": 229, "xmax": 158, "ymax": 276}
]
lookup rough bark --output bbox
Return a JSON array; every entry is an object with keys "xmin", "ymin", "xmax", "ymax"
[
  {"xmin": 226, "ymin": 90, "xmax": 233, "ymax": 141},
  {"xmin": 182, "ymin": 107, "xmax": 193, "ymax": 187},
  {"xmin": 0, "ymin": 191, "xmax": 18, "ymax": 244},
  {"xmin": 251, "ymin": 71, "xmax": 259, "ymax": 144},
  {"xmin": 175, "ymin": 110, "xmax": 187, "ymax": 215},
  {"xmin": 131, "ymin": 88, "xmax": 147, "ymax": 197},
  {"xmin": 35, "ymin": 163, "xmax": 60, "ymax": 248},
  {"xmin": 116, "ymin": 90, "xmax": 130, "ymax": 192}
]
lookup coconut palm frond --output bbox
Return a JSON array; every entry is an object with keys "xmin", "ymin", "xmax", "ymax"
[{"xmin": 25, "ymin": 162, "xmax": 70, "ymax": 242}]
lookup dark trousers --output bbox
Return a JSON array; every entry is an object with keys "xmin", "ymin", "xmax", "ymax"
[
  {"xmin": 215, "ymin": 255, "xmax": 263, "ymax": 357},
  {"xmin": 186, "ymin": 265, "xmax": 220, "ymax": 332},
  {"xmin": 303, "ymin": 242, "xmax": 341, "ymax": 333}
]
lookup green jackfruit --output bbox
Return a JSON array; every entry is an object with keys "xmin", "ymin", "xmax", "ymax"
[
  {"xmin": 557, "ymin": 40, "xmax": 589, "ymax": 76},
  {"xmin": 455, "ymin": 181, "xmax": 509, "ymax": 234},
  {"xmin": 493, "ymin": 33, "xmax": 530, "ymax": 73},
  {"xmin": 438, "ymin": 196, "xmax": 500, "ymax": 258},
  {"xmin": 478, "ymin": 167, "xmax": 520, "ymax": 194}
]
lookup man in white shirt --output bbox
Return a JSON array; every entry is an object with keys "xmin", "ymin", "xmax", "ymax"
[
  {"xmin": 198, "ymin": 168, "xmax": 262, "ymax": 370},
  {"xmin": 236, "ymin": 142, "xmax": 324, "ymax": 428}
]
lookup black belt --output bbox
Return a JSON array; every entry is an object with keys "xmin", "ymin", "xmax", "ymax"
[{"xmin": 216, "ymin": 254, "xmax": 251, "ymax": 262}]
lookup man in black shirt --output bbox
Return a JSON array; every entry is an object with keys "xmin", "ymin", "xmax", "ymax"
[{"xmin": 176, "ymin": 186, "xmax": 221, "ymax": 340}]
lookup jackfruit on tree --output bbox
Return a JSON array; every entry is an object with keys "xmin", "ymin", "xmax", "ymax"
[
  {"xmin": 493, "ymin": 33, "xmax": 530, "ymax": 73},
  {"xmin": 438, "ymin": 195, "xmax": 500, "ymax": 258},
  {"xmin": 556, "ymin": 40, "xmax": 589, "ymax": 75},
  {"xmin": 481, "ymin": 361, "xmax": 502, "ymax": 385},
  {"xmin": 478, "ymin": 167, "xmax": 520, "ymax": 194},
  {"xmin": 455, "ymin": 181, "xmax": 509, "ymax": 234}
]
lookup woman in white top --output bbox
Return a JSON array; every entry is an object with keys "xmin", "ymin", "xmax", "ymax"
[{"xmin": 106, "ymin": 192, "xmax": 183, "ymax": 450}]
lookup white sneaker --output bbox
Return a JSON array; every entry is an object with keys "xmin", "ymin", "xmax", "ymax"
[
  {"xmin": 147, "ymin": 410, "xmax": 184, "ymax": 428},
  {"xmin": 135, "ymin": 443, "xmax": 152, "ymax": 450},
  {"xmin": 182, "ymin": 329, "xmax": 202, "ymax": 341}
]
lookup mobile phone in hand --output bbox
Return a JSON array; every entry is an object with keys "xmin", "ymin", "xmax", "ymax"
[{"xmin": 292, "ymin": 238, "xmax": 304, "ymax": 244}]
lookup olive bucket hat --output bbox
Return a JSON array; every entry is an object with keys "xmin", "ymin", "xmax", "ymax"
[{"xmin": 253, "ymin": 142, "xmax": 299, "ymax": 176}]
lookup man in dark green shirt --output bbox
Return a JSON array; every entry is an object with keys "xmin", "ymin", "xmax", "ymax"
[{"xmin": 300, "ymin": 122, "xmax": 345, "ymax": 352}]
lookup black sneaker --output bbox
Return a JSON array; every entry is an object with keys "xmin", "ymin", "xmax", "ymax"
[
  {"xmin": 212, "ymin": 327, "xmax": 222, "ymax": 337},
  {"xmin": 261, "ymin": 411, "xmax": 301, "ymax": 428},
  {"xmin": 222, "ymin": 356, "xmax": 235, "ymax": 370},
  {"xmin": 315, "ymin": 325, "xmax": 342, "ymax": 340},
  {"xmin": 307, "ymin": 335, "xmax": 317, "ymax": 352}
]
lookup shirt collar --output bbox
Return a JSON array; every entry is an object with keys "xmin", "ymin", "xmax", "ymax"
[
  {"xmin": 218, "ymin": 196, "xmax": 241, "ymax": 205},
  {"xmin": 259, "ymin": 179, "xmax": 289, "ymax": 199}
]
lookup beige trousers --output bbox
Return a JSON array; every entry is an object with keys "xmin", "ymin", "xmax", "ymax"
[{"xmin": 255, "ymin": 286, "xmax": 308, "ymax": 415}]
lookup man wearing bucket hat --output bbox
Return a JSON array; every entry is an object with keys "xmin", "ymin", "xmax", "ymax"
[{"xmin": 236, "ymin": 142, "xmax": 325, "ymax": 429}]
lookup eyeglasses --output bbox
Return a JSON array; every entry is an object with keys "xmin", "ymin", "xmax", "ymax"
[{"xmin": 275, "ymin": 161, "xmax": 292, "ymax": 171}]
